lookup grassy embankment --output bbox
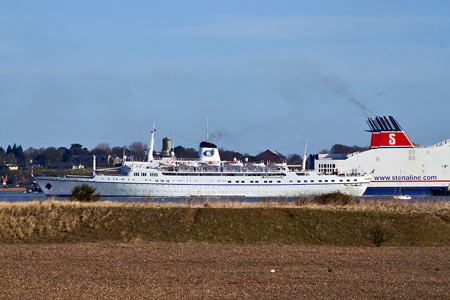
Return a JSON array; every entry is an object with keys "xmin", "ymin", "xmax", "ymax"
[{"xmin": 1, "ymin": 195, "xmax": 449, "ymax": 246}]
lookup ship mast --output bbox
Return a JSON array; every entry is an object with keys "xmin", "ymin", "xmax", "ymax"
[
  {"xmin": 302, "ymin": 136, "xmax": 308, "ymax": 170},
  {"xmin": 171, "ymin": 124, "xmax": 175, "ymax": 157},
  {"xmin": 206, "ymin": 116, "xmax": 209, "ymax": 142},
  {"xmin": 147, "ymin": 122, "xmax": 156, "ymax": 162},
  {"xmin": 92, "ymin": 154, "xmax": 96, "ymax": 176}
]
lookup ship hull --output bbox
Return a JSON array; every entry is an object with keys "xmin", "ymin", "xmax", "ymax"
[
  {"xmin": 365, "ymin": 186, "xmax": 446, "ymax": 196},
  {"xmin": 36, "ymin": 174, "xmax": 369, "ymax": 198}
]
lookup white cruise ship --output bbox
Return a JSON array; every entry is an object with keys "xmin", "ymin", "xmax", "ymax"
[
  {"xmin": 312, "ymin": 116, "xmax": 450, "ymax": 196},
  {"xmin": 35, "ymin": 128, "xmax": 370, "ymax": 198}
]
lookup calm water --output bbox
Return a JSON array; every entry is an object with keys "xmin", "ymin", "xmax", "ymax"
[{"xmin": 0, "ymin": 192, "xmax": 448, "ymax": 203}]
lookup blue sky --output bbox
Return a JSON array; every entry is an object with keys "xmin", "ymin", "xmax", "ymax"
[{"xmin": 1, "ymin": 1, "xmax": 449, "ymax": 155}]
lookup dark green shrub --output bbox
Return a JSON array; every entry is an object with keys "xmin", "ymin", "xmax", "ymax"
[
  {"xmin": 312, "ymin": 192, "xmax": 358, "ymax": 205},
  {"xmin": 71, "ymin": 184, "xmax": 100, "ymax": 202},
  {"xmin": 369, "ymin": 222, "xmax": 394, "ymax": 247}
]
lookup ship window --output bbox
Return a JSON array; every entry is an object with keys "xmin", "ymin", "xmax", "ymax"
[
  {"xmin": 277, "ymin": 181, "xmax": 281, "ymax": 183},
  {"xmin": 304, "ymin": 180, "xmax": 307, "ymax": 183},
  {"xmin": 241, "ymin": 181, "xmax": 245, "ymax": 183},
  {"xmin": 228, "ymin": 181, "xmax": 231, "ymax": 183},
  {"xmin": 289, "ymin": 180, "xmax": 292, "ymax": 183},
  {"xmin": 250, "ymin": 181, "xmax": 254, "ymax": 183},
  {"xmin": 297, "ymin": 180, "xmax": 301, "ymax": 183},
  {"xmin": 269, "ymin": 181, "xmax": 272, "ymax": 183},
  {"xmin": 340, "ymin": 180, "xmax": 343, "ymax": 182},
  {"xmin": 236, "ymin": 181, "xmax": 239, "ymax": 183},
  {"xmin": 319, "ymin": 180, "xmax": 322, "ymax": 182},
  {"xmin": 255, "ymin": 181, "xmax": 259, "ymax": 183},
  {"xmin": 347, "ymin": 179, "xmax": 350, "ymax": 182},
  {"xmin": 311, "ymin": 180, "xmax": 314, "ymax": 183},
  {"xmin": 264, "ymin": 181, "xmax": 267, "ymax": 183},
  {"xmin": 331, "ymin": 180, "xmax": 335, "ymax": 182},
  {"xmin": 354, "ymin": 179, "xmax": 357, "ymax": 181}
]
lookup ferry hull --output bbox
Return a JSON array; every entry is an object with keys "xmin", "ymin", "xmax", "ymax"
[
  {"xmin": 365, "ymin": 186, "xmax": 449, "ymax": 196},
  {"xmin": 314, "ymin": 119, "xmax": 450, "ymax": 196}
]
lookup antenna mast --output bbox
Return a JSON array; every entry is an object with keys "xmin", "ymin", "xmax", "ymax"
[
  {"xmin": 93, "ymin": 155, "xmax": 96, "ymax": 176},
  {"xmin": 302, "ymin": 136, "xmax": 308, "ymax": 170},
  {"xmin": 172, "ymin": 125, "xmax": 175, "ymax": 151},
  {"xmin": 206, "ymin": 116, "xmax": 209, "ymax": 142}
]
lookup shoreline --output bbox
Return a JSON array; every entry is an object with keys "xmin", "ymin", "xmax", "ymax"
[{"xmin": 0, "ymin": 187, "xmax": 26, "ymax": 193}]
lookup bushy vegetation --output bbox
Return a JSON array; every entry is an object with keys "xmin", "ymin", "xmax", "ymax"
[
  {"xmin": 311, "ymin": 192, "xmax": 359, "ymax": 205},
  {"xmin": 71, "ymin": 184, "xmax": 100, "ymax": 202},
  {"xmin": 369, "ymin": 222, "xmax": 395, "ymax": 247}
]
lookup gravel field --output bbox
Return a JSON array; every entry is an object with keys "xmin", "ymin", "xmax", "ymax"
[{"xmin": 0, "ymin": 243, "xmax": 449, "ymax": 300}]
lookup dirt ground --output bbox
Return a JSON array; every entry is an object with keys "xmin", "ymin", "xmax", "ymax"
[{"xmin": 0, "ymin": 243, "xmax": 448, "ymax": 300}]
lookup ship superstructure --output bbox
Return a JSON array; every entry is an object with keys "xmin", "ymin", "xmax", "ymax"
[{"xmin": 313, "ymin": 116, "xmax": 450, "ymax": 195}]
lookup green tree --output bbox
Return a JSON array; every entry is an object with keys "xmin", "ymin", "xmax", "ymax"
[
  {"xmin": 62, "ymin": 149, "xmax": 72, "ymax": 163},
  {"xmin": 70, "ymin": 144, "xmax": 89, "ymax": 155},
  {"xmin": 5, "ymin": 153, "xmax": 17, "ymax": 165},
  {"xmin": 0, "ymin": 147, "xmax": 5, "ymax": 163},
  {"xmin": 16, "ymin": 145, "xmax": 27, "ymax": 166},
  {"xmin": 34, "ymin": 153, "xmax": 49, "ymax": 167},
  {"xmin": 71, "ymin": 184, "xmax": 100, "ymax": 202}
]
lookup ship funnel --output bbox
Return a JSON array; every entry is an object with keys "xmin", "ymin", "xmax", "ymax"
[
  {"xmin": 198, "ymin": 141, "xmax": 221, "ymax": 163},
  {"xmin": 367, "ymin": 116, "xmax": 414, "ymax": 149}
]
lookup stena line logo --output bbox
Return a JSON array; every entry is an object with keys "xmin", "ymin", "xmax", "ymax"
[
  {"xmin": 375, "ymin": 131, "xmax": 414, "ymax": 148},
  {"xmin": 389, "ymin": 133, "xmax": 396, "ymax": 145}
]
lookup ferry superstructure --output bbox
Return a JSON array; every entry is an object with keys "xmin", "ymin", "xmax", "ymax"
[
  {"xmin": 313, "ymin": 116, "xmax": 450, "ymax": 195},
  {"xmin": 36, "ymin": 129, "xmax": 370, "ymax": 197}
]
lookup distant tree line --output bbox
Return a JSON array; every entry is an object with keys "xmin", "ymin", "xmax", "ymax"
[
  {"xmin": 0, "ymin": 141, "xmax": 367, "ymax": 170},
  {"xmin": 329, "ymin": 144, "xmax": 369, "ymax": 154}
]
